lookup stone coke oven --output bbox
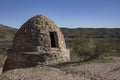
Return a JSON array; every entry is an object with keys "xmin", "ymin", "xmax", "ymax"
[{"xmin": 3, "ymin": 15, "xmax": 70, "ymax": 72}]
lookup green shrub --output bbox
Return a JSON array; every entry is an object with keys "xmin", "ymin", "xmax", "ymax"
[
  {"xmin": 71, "ymin": 35, "xmax": 97, "ymax": 62},
  {"xmin": 70, "ymin": 35, "xmax": 120, "ymax": 62}
]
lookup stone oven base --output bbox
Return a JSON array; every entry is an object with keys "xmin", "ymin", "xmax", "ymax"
[{"xmin": 3, "ymin": 51, "xmax": 70, "ymax": 72}]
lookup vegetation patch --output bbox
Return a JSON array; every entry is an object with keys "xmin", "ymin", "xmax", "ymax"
[{"xmin": 54, "ymin": 57, "xmax": 113, "ymax": 67}]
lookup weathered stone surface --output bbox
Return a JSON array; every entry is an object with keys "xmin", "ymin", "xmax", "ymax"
[{"xmin": 3, "ymin": 15, "xmax": 70, "ymax": 72}]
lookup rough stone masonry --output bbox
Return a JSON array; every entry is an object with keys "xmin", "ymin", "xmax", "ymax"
[{"xmin": 3, "ymin": 15, "xmax": 70, "ymax": 72}]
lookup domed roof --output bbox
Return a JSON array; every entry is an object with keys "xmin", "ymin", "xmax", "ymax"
[
  {"xmin": 21, "ymin": 15, "xmax": 57, "ymax": 29},
  {"xmin": 11, "ymin": 15, "xmax": 66, "ymax": 52}
]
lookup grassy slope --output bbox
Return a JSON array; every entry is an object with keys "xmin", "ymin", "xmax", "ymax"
[
  {"xmin": 0, "ymin": 24, "xmax": 17, "ymax": 48},
  {"xmin": 0, "ymin": 24, "xmax": 17, "ymax": 66}
]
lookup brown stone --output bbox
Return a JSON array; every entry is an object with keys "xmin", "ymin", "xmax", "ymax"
[{"xmin": 3, "ymin": 15, "xmax": 70, "ymax": 72}]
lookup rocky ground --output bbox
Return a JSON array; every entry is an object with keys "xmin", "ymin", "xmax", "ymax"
[{"xmin": 0, "ymin": 58, "xmax": 120, "ymax": 80}]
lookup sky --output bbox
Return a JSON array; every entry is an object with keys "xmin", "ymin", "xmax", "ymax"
[{"xmin": 0, "ymin": 0, "xmax": 120, "ymax": 28}]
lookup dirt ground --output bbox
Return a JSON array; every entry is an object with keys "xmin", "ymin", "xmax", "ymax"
[
  {"xmin": 62, "ymin": 59, "xmax": 120, "ymax": 80},
  {"xmin": 0, "ymin": 57, "xmax": 120, "ymax": 80}
]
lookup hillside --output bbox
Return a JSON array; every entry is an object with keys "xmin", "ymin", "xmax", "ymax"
[
  {"xmin": 0, "ymin": 24, "xmax": 17, "ymax": 38},
  {"xmin": 0, "ymin": 24, "xmax": 17, "ymax": 49},
  {"xmin": 0, "ymin": 24, "xmax": 17, "ymax": 66},
  {"xmin": 61, "ymin": 28, "xmax": 120, "ymax": 38}
]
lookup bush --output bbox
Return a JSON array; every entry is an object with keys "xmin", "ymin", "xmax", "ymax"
[
  {"xmin": 70, "ymin": 35, "xmax": 120, "ymax": 62},
  {"xmin": 71, "ymin": 35, "xmax": 97, "ymax": 62}
]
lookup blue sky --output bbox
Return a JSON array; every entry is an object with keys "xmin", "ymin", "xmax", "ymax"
[{"xmin": 0, "ymin": 0, "xmax": 120, "ymax": 28}]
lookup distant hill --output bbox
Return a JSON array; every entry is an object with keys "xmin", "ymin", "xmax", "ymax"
[
  {"xmin": 0, "ymin": 24, "xmax": 17, "ymax": 39},
  {"xmin": 0, "ymin": 24, "xmax": 17, "ymax": 52},
  {"xmin": 0, "ymin": 24, "xmax": 17, "ymax": 66},
  {"xmin": 61, "ymin": 28, "xmax": 120, "ymax": 38}
]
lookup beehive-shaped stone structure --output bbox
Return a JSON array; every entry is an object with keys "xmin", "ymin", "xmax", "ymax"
[{"xmin": 3, "ymin": 15, "xmax": 70, "ymax": 72}]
